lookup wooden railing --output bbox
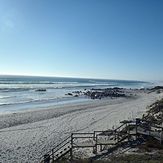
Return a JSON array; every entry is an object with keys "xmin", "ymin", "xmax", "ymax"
[
  {"xmin": 40, "ymin": 118, "xmax": 163, "ymax": 163},
  {"xmin": 40, "ymin": 136, "xmax": 71, "ymax": 163}
]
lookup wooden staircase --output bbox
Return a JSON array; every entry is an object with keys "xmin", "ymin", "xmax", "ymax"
[
  {"xmin": 41, "ymin": 136, "xmax": 72, "ymax": 163},
  {"xmin": 40, "ymin": 118, "xmax": 163, "ymax": 163},
  {"xmin": 40, "ymin": 123, "xmax": 128, "ymax": 162}
]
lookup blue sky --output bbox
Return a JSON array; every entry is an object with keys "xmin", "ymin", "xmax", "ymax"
[{"xmin": 0, "ymin": 0, "xmax": 162, "ymax": 81}]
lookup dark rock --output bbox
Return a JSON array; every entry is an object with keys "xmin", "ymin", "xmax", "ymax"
[
  {"xmin": 84, "ymin": 88, "xmax": 126, "ymax": 99},
  {"xmin": 113, "ymin": 87, "xmax": 122, "ymax": 90},
  {"xmin": 66, "ymin": 93, "xmax": 73, "ymax": 96},
  {"xmin": 35, "ymin": 89, "xmax": 46, "ymax": 92},
  {"xmin": 151, "ymin": 86, "xmax": 163, "ymax": 90},
  {"xmin": 72, "ymin": 91, "xmax": 81, "ymax": 94},
  {"xmin": 74, "ymin": 95, "xmax": 79, "ymax": 97}
]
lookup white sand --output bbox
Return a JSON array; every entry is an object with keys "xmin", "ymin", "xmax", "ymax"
[{"xmin": 0, "ymin": 90, "xmax": 163, "ymax": 162}]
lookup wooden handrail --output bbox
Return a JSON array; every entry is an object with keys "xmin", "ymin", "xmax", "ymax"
[
  {"xmin": 40, "ymin": 136, "xmax": 71, "ymax": 162},
  {"xmin": 52, "ymin": 140, "xmax": 71, "ymax": 154},
  {"xmin": 72, "ymin": 132, "xmax": 94, "ymax": 135},
  {"xmin": 72, "ymin": 136, "xmax": 95, "ymax": 139},
  {"xmin": 40, "ymin": 118, "xmax": 163, "ymax": 162}
]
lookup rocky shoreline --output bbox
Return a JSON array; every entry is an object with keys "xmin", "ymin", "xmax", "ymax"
[
  {"xmin": 66, "ymin": 87, "xmax": 136, "ymax": 100},
  {"xmin": 66, "ymin": 86, "xmax": 163, "ymax": 100}
]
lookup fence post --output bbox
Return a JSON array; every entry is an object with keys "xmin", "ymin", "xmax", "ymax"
[
  {"xmin": 160, "ymin": 128, "xmax": 163, "ymax": 145},
  {"xmin": 93, "ymin": 131, "xmax": 95, "ymax": 141},
  {"xmin": 100, "ymin": 144, "xmax": 102, "ymax": 152},
  {"xmin": 128, "ymin": 123, "xmax": 130, "ymax": 141},
  {"xmin": 135, "ymin": 119, "xmax": 138, "ymax": 140},
  {"xmin": 117, "ymin": 132, "xmax": 119, "ymax": 143},
  {"xmin": 52, "ymin": 148, "xmax": 54, "ymax": 161},
  {"xmin": 95, "ymin": 135, "xmax": 98, "ymax": 154},
  {"xmin": 70, "ymin": 133, "xmax": 73, "ymax": 161}
]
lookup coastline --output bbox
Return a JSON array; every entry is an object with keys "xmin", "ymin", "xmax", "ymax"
[{"xmin": 0, "ymin": 89, "xmax": 163, "ymax": 162}]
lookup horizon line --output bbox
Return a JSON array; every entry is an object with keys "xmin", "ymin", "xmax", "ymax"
[{"xmin": 0, "ymin": 73, "xmax": 148, "ymax": 82}]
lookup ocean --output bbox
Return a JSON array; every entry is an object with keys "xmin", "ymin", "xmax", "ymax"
[{"xmin": 0, "ymin": 75, "xmax": 152, "ymax": 114}]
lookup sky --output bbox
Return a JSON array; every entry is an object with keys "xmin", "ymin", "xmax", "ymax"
[{"xmin": 0, "ymin": 0, "xmax": 162, "ymax": 81}]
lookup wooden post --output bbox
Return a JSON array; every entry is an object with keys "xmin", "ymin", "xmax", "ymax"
[
  {"xmin": 100, "ymin": 145, "xmax": 102, "ymax": 151},
  {"xmin": 52, "ymin": 149, "xmax": 54, "ymax": 161},
  {"xmin": 95, "ymin": 135, "xmax": 98, "ymax": 154},
  {"xmin": 93, "ymin": 131, "xmax": 96, "ymax": 141},
  {"xmin": 117, "ymin": 132, "xmax": 119, "ymax": 143},
  {"xmin": 126, "ymin": 123, "xmax": 128, "ymax": 134},
  {"xmin": 70, "ymin": 133, "xmax": 73, "ymax": 161},
  {"xmin": 93, "ymin": 131, "xmax": 96, "ymax": 154},
  {"xmin": 114, "ymin": 130, "xmax": 116, "ymax": 142},
  {"xmin": 135, "ymin": 119, "xmax": 138, "ymax": 140},
  {"xmin": 161, "ymin": 122, "xmax": 163, "ymax": 145},
  {"xmin": 128, "ymin": 123, "xmax": 130, "ymax": 141},
  {"xmin": 160, "ymin": 128, "xmax": 163, "ymax": 145}
]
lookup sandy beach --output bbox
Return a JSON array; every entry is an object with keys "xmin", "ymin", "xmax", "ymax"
[
  {"xmin": 0, "ymin": 0, "xmax": 162, "ymax": 162},
  {"xmin": 0, "ymin": 89, "xmax": 163, "ymax": 162}
]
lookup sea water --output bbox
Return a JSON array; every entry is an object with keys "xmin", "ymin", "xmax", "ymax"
[{"xmin": 0, "ymin": 75, "xmax": 152, "ymax": 113}]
